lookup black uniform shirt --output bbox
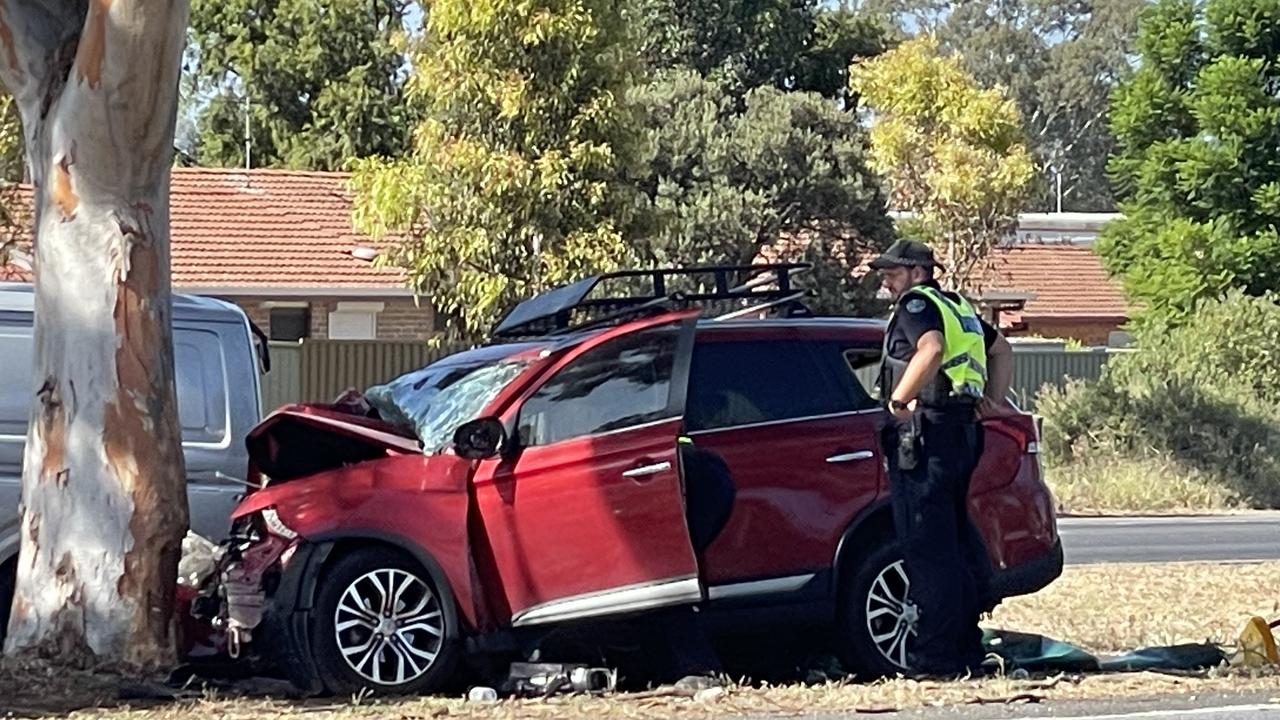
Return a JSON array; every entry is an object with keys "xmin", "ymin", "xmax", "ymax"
[{"xmin": 885, "ymin": 280, "xmax": 998, "ymax": 362}]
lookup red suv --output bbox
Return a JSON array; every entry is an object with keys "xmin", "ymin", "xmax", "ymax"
[{"xmin": 202, "ymin": 266, "xmax": 1061, "ymax": 694}]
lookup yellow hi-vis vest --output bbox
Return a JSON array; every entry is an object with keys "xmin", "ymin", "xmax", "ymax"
[{"xmin": 909, "ymin": 285, "xmax": 988, "ymax": 400}]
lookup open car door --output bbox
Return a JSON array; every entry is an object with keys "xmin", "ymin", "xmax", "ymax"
[{"xmin": 472, "ymin": 312, "xmax": 701, "ymax": 627}]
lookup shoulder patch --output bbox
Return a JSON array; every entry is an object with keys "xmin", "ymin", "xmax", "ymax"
[{"xmin": 905, "ymin": 298, "xmax": 927, "ymax": 314}]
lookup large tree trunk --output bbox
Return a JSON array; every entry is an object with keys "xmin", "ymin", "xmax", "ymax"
[{"xmin": 0, "ymin": 1, "xmax": 190, "ymax": 670}]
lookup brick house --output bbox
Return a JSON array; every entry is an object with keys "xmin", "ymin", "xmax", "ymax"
[
  {"xmin": 976, "ymin": 243, "xmax": 1130, "ymax": 346},
  {"xmin": 5, "ymin": 168, "xmax": 1131, "ymax": 344},
  {"xmin": 765, "ymin": 227, "xmax": 1131, "ymax": 345},
  {"xmin": 0, "ymin": 168, "xmax": 423, "ymax": 341},
  {"xmin": 158, "ymin": 168, "xmax": 437, "ymax": 341},
  {"xmin": 164, "ymin": 171, "xmax": 1128, "ymax": 345},
  {"xmin": 2, "ymin": 168, "xmax": 434, "ymax": 340}
]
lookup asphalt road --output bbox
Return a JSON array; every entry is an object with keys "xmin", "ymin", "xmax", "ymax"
[{"xmin": 1059, "ymin": 514, "xmax": 1280, "ymax": 565}]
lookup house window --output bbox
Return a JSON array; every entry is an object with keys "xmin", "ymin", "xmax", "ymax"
[
  {"xmin": 432, "ymin": 308, "xmax": 457, "ymax": 333},
  {"xmin": 328, "ymin": 301, "xmax": 384, "ymax": 340},
  {"xmin": 269, "ymin": 306, "xmax": 311, "ymax": 341}
]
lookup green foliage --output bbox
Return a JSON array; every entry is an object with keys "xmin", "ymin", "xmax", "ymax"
[
  {"xmin": 1100, "ymin": 0, "xmax": 1280, "ymax": 320},
  {"xmin": 0, "ymin": 92, "xmax": 23, "ymax": 182},
  {"xmin": 637, "ymin": 0, "xmax": 891, "ymax": 105},
  {"xmin": 849, "ymin": 35, "xmax": 1036, "ymax": 292},
  {"xmin": 632, "ymin": 70, "xmax": 894, "ymax": 314},
  {"xmin": 351, "ymin": 0, "xmax": 644, "ymax": 342},
  {"xmin": 1039, "ymin": 291, "xmax": 1280, "ymax": 509},
  {"xmin": 866, "ymin": 0, "xmax": 1144, "ymax": 212},
  {"xmin": 188, "ymin": 0, "xmax": 413, "ymax": 170},
  {"xmin": 0, "ymin": 92, "xmax": 28, "ymax": 268}
]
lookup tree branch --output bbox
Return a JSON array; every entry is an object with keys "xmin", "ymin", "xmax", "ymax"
[
  {"xmin": 0, "ymin": 1, "xmax": 86, "ymax": 119},
  {"xmin": 55, "ymin": 0, "xmax": 189, "ymax": 195}
]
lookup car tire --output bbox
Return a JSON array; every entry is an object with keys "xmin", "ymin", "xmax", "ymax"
[
  {"xmin": 310, "ymin": 547, "xmax": 459, "ymax": 696},
  {"xmin": 836, "ymin": 541, "xmax": 917, "ymax": 678},
  {"xmin": 0, "ymin": 558, "xmax": 14, "ymax": 646}
]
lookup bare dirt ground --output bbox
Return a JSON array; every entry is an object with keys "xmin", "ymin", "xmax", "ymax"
[{"xmin": 3, "ymin": 561, "xmax": 1279, "ymax": 719}]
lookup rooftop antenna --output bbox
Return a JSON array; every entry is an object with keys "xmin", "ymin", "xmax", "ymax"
[{"xmin": 243, "ymin": 89, "xmax": 251, "ymax": 171}]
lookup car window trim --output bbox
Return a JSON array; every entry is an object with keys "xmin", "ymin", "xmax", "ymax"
[
  {"xmin": 685, "ymin": 407, "xmax": 882, "ymax": 437},
  {"xmin": 522, "ymin": 414, "xmax": 683, "ymax": 449}
]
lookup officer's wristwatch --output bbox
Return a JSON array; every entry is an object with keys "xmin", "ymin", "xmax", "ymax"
[{"xmin": 889, "ymin": 399, "xmax": 910, "ymax": 412}]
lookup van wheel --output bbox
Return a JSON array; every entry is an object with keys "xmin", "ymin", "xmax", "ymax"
[
  {"xmin": 0, "ymin": 558, "xmax": 14, "ymax": 646},
  {"xmin": 837, "ymin": 542, "xmax": 917, "ymax": 678},
  {"xmin": 310, "ymin": 548, "xmax": 459, "ymax": 695}
]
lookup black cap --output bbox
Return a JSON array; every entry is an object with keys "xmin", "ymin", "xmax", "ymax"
[{"xmin": 869, "ymin": 239, "xmax": 946, "ymax": 272}]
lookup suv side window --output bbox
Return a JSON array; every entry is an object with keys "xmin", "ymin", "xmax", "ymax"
[
  {"xmin": 809, "ymin": 341, "xmax": 881, "ymax": 409},
  {"xmin": 845, "ymin": 351, "xmax": 882, "ymax": 401},
  {"xmin": 686, "ymin": 340, "xmax": 866, "ymax": 432},
  {"xmin": 518, "ymin": 327, "xmax": 678, "ymax": 446}
]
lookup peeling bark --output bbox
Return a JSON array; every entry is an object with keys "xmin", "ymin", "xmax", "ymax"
[
  {"xmin": 1, "ymin": 0, "xmax": 191, "ymax": 671},
  {"xmin": 75, "ymin": 0, "xmax": 109, "ymax": 89},
  {"xmin": 51, "ymin": 153, "xmax": 77, "ymax": 219}
]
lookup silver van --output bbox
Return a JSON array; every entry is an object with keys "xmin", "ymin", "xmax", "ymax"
[{"xmin": 0, "ymin": 284, "xmax": 264, "ymax": 640}]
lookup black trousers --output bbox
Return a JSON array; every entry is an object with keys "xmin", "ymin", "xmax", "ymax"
[{"xmin": 885, "ymin": 411, "xmax": 989, "ymax": 674}]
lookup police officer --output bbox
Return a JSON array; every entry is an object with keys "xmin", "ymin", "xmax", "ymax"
[{"xmin": 870, "ymin": 239, "xmax": 1014, "ymax": 677}]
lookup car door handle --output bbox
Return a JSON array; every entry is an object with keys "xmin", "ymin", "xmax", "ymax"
[
  {"xmin": 622, "ymin": 461, "xmax": 672, "ymax": 479},
  {"xmin": 826, "ymin": 451, "xmax": 875, "ymax": 464}
]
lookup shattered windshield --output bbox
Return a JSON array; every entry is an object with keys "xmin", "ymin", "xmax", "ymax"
[{"xmin": 365, "ymin": 356, "xmax": 533, "ymax": 454}]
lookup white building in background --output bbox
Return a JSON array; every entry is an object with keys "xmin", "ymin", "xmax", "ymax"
[
  {"xmin": 1013, "ymin": 212, "xmax": 1123, "ymax": 244},
  {"xmin": 888, "ymin": 211, "xmax": 1124, "ymax": 245}
]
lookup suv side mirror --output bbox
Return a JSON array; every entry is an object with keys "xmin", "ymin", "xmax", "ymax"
[{"xmin": 453, "ymin": 417, "xmax": 508, "ymax": 460}]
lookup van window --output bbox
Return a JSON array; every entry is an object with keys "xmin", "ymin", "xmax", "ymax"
[
  {"xmin": 0, "ymin": 323, "xmax": 228, "ymax": 444},
  {"xmin": 174, "ymin": 328, "xmax": 229, "ymax": 445},
  {"xmin": 0, "ymin": 325, "xmax": 32, "ymax": 436}
]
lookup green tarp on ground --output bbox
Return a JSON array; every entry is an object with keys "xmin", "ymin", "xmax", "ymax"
[{"xmin": 983, "ymin": 629, "xmax": 1226, "ymax": 673}]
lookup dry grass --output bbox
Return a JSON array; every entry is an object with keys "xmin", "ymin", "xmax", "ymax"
[
  {"xmin": 8, "ymin": 669, "xmax": 1280, "ymax": 720},
  {"xmin": 1046, "ymin": 456, "xmax": 1242, "ymax": 514},
  {"xmin": 992, "ymin": 561, "xmax": 1280, "ymax": 652},
  {"xmin": 5, "ymin": 562, "xmax": 1280, "ymax": 719}
]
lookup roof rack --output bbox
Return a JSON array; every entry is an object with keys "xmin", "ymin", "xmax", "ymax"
[{"xmin": 492, "ymin": 263, "xmax": 813, "ymax": 339}]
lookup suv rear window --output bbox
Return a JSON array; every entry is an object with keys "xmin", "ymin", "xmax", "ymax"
[{"xmin": 686, "ymin": 340, "xmax": 877, "ymax": 432}]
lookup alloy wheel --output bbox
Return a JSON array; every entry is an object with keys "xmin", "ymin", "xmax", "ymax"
[
  {"xmin": 864, "ymin": 559, "xmax": 919, "ymax": 670},
  {"xmin": 333, "ymin": 568, "xmax": 445, "ymax": 686}
]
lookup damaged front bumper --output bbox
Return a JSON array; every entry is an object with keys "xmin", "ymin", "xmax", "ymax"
[{"xmin": 189, "ymin": 520, "xmax": 332, "ymax": 692}]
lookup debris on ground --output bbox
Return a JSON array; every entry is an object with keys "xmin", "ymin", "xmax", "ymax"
[
  {"xmin": 466, "ymin": 686, "xmax": 499, "ymax": 703},
  {"xmin": 1231, "ymin": 615, "xmax": 1280, "ymax": 667},
  {"xmin": 984, "ymin": 628, "xmax": 1227, "ymax": 673},
  {"xmin": 500, "ymin": 662, "xmax": 618, "ymax": 698}
]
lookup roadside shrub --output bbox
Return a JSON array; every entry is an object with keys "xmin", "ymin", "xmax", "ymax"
[{"xmin": 1038, "ymin": 291, "xmax": 1280, "ymax": 510}]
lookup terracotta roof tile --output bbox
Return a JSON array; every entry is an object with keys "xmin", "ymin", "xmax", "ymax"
[
  {"xmin": 5, "ymin": 168, "xmax": 404, "ymax": 292},
  {"xmin": 165, "ymin": 168, "xmax": 400, "ymax": 290},
  {"xmin": 764, "ymin": 233, "xmax": 1130, "ymax": 320},
  {"xmin": 3, "ymin": 168, "xmax": 1131, "ymax": 321},
  {"xmin": 979, "ymin": 244, "xmax": 1129, "ymax": 320}
]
